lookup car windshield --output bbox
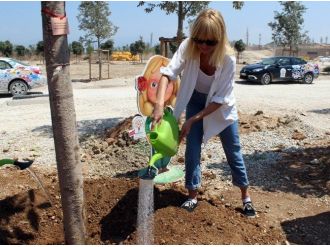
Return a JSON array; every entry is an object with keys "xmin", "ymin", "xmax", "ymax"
[
  {"xmin": 260, "ymin": 57, "xmax": 278, "ymax": 65},
  {"xmin": 6, "ymin": 58, "xmax": 30, "ymax": 67}
]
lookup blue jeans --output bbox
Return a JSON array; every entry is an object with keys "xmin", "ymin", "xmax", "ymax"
[{"xmin": 185, "ymin": 90, "xmax": 249, "ymax": 190}]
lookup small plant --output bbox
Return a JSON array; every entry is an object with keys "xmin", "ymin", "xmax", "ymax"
[{"xmin": 323, "ymin": 66, "xmax": 330, "ymax": 73}]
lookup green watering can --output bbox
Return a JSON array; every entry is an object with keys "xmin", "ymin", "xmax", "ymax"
[{"xmin": 140, "ymin": 108, "xmax": 179, "ymax": 180}]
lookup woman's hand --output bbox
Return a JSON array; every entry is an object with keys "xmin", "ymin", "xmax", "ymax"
[
  {"xmin": 151, "ymin": 103, "xmax": 164, "ymax": 128},
  {"xmin": 179, "ymin": 118, "xmax": 195, "ymax": 143}
]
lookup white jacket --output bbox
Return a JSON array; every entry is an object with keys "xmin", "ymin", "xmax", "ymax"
[{"xmin": 160, "ymin": 38, "xmax": 238, "ymax": 143}]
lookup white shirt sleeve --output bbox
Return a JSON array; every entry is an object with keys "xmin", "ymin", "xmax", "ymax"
[
  {"xmin": 210, "ymin": 55, "xmax": 236, "ymax": 105},
  {"xmin": 159, "ymin": 39, "xmax": 188, "ymax": 80}
]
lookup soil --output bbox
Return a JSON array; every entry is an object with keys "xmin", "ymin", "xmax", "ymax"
[{"xmin": 1, "ymin": 112, "xmax": 329, "ymax": 245}]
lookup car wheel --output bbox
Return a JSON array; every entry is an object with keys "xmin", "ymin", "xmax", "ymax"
[
  {"xmin": 260, "ymin": 73, "xmax": 271, "ymax": 85},
  {"xmin": 303, "ymin": 73, "xmax": 314, "ymax": 84},
  {"xmin": 9, "ymin": 80, "xmax": 28, "ymax": 96}
]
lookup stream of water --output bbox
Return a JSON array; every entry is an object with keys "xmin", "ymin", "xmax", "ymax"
[
  {"xmin": 137, "ymin": 179, "xmax": 154, "ymax": 245},
  {"xmin": 26, "ymin": 167, "xmax": 53, "ymax": 205}
]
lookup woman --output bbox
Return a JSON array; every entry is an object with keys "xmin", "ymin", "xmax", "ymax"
[{"xmin": 152, "ymin": 9, "xmax": 256, "ymax": 218}]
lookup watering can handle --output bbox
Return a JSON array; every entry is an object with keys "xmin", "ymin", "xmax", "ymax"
[{"xmin": 145, "ymin": 107, "xmax": 173, "ymax": 134}]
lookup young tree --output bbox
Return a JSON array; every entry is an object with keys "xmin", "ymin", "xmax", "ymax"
[
  {"xmin": 71, "ymin": 41, "xmax": 84, "ymax": 63},
  {"xmin": 36, "ymin": 41, "xmax": 45, "ymax": 63},
  {"xmin": 130, "ymin": 37, "xmax": 146, "ymax": 63},
  {"xmin": 0, "ymin": 40, "xmax": 13, "ymax": 57},
  {"xmin": 101, "ymin": 39, "xmax": 114, "ymax": 54},
  {"xmin": 234, "ymin": 39, "xmax": 246, "ymax": 64},
  {"xmin": 77, "ymin": 1, "xmax": 118, "ymax": 79},
  {"xmin": 137, "ymin": 1, "xmax": 209, "ymax": 42},
  {"xmin": 41, "ymin": 1, "xmax": 86, "ymax": 244},
  {"xmin": 36, "ymin": 41, "xmax": 44, "ymax": 55},
  {"xmin": 15, "ymin": 45, "xmax": 26, "ymax": 57},
  {"xmin": 122, "ymin": 44, "xmax": 130, "ymax": 51},
  {"xmin": 268, "ymin": 1, "xmax": 308, "ymax": 55},
  {"xmin": 154, "ymin": 44, "xmax": 161, "ymax": 55}
]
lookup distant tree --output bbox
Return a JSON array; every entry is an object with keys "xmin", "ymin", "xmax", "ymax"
[
  {"xmin": 71, "ymin": 41, "xmax": 83, "ymax": 55},
  {"xmin": 234, "ymin": 39, "xmax": 246, "ymax": 64},
  {"xmin": 100, "ymin": 39, "xmax": 114, "ymax": 54},
  {"xmin": 36, "ymin": 41, "xmax": 45, "ymax": 63},
  {"xmin": 169, "ymin": 39, "xmax": 179, "ymax": 55},
  {"xmin": 130, "ymin": 37, "xmax": 146, "ymax": 63},
  {"xmin": 77, "ymin": 1, "xmax": 118, "ymax": 79},
  {"xmin": 0, "ymin": 40, "xmax": 13, "ymax": 57},
  {"xmin": 232, "ymin": 1, "xmax": 245, "ymax": 9},
  {"xmin": 138, "ymin": 1, "xmax": 244, "ymax": 43},
  {"xmin": 15, "ymin": 45, "xmax": 26, "ymax": 57},
  {"xmin": 268, "ymin": 1, "xmax": 308, "ymax": 55},
  {"xmin": 28, "ymin": 45, "xmax": 36, "ymax": 57},
  {"xmin": 137, "ymin": 1, "xmax": 209, "ymax": 42},
  {"xmin": 71, "ymin": 41, "xmax": 83, "ymax": 63},
  {"xmin": 122, "ymin": 44, "xmax": 130, "ymax": 51},
  {"xmin": 36, "ymin": 41, "xmax": 44, "ymax": 55},
  {"xmin": 86, "ymin": 42, "xmax": 93, "ymax": 55},
  {"xmin": 154, "ymin": 44, "xmax": 161, "ymax": 55}
]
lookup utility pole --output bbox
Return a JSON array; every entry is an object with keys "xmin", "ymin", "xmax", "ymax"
[
  {"xmin": 150, "ymin": 32, "xmax": 153, "ymax": 47},
  {"xmin": 41, "ymin": 1, "xmax": 86, "ymax": 244},
  {"xmin": 246, "ymin": 28, "xmax": 249, "ymax": 49},
  {"xmin": 259, "ymin": 33, "xmax": 261, "ymax": 50}
]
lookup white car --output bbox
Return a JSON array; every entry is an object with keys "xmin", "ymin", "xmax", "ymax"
[
  {"xmin": 0, "ymin": 57, "xmax": 47, "ymax": 96},
  {"xmin": 319, "ymin": 56, "xmax": 330, "ymax": 63}
]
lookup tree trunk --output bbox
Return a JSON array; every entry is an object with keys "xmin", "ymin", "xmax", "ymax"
[
  {"xmin": 41, "ymin": 1, "xmax": 86, "ymax": 244},
  {"xmin": 177, "ymin": 1, "xmax": 184, "ymax": 42}
]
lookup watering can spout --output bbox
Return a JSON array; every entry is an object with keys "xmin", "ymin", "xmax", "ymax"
[{"xmin": 149, "ymin": 152, "xmax": 164, "ymax": 167}]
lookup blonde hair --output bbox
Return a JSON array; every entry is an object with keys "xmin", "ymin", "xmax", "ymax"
[{"xmin": 185, "ymin": 9, "xmax": 233, "ymax": 67}]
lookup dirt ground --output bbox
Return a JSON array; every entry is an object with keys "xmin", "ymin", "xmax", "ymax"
[
  {"xmin": 0, "ymin": 113, "xmax": 329, "ymax": 245},
  {"xmin": 0, "ymin": 50, "xmax": 329, "ymax": 244}
]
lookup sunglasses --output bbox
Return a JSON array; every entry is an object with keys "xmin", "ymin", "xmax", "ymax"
[{"xmin": 193, "ymin": 38, "xmax": 218, "ymax": 46}]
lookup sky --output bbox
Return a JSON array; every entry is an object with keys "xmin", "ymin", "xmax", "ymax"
[{"xmin": 0, "ymin": 1, "xmax": 329, "ymax": 49}]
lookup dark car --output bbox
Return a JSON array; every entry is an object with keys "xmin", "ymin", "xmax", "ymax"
[{"xmin": 239, "ymin": 56, "xmax": 319, "ymax": 85}]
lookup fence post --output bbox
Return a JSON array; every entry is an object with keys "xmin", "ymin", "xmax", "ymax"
[{"xmin": 89, "ymin": 53, "xmax": 91, "ymax": 81}]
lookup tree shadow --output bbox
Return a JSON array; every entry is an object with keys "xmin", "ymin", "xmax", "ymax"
[
  {"xmin": 31, "ymin": 117, "xmax": 122, "ymax": 139},
  {"xmin": 0, "ymin": 189, "xmax": 51, "ymax": 244},
  {"xmin": 281, "ymin": 211, "xmax": 330, "ymax": 244},
  {"xmin": 99, "ymin": 185, "xmax": 186, "ymax": 244},
  {"xmin": 308, "ymin": 108, "xmax": 330, "ymax": 115},
  {"xmin": 100, "ymin": 187, "xmax": 138, "ymax": 243}
]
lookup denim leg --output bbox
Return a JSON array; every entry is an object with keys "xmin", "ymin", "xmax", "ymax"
[
  {"xmin": 218, "ymin": 121, "xmax": 249, "ymax": 188},
  {"xmin": 184, "ymin": 91, "xmax": 206, "ymax": 190}
]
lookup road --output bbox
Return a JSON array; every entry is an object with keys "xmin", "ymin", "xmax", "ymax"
[{"xmin": 0, "ymin": 76, "xmax": 329, "ymax": 133}]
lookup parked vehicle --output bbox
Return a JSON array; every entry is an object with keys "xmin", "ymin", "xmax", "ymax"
[
  {"xmin": 0, "ymin": 57, "xmax": 47, "ymax": 96},
  {"xmin": 239, "ymin": 56, "xmax": 319, "ymax": 85}
]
